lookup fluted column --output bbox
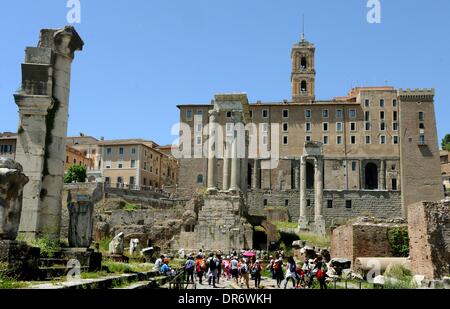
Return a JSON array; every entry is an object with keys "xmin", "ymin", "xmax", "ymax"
[
  {"xmin": 252, "ymin": 160, "xmax": 260, "ymax": 189},
  {"xmin": 298, "ymin": 156, "xmax": 308, "ymax": 230},
  {"xmin": 207, "ymin": 110, "xmax": 218, "ymax": 193},
  {"xmin": 229, "ymin": 136, "xmax": 238, "ymax": 193},
  {"xmin": 222, "ymin": 141, "xmax": 231, "ymax": 190},
  {"xmin": 294, "ymin": 160, "xmax": 300, "ymax": 190},
  {"xmin": 314, "ymin": 157, "xmax": 324, "ymax": 218}
]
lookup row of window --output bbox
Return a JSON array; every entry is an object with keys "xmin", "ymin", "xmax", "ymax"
[
  {"xmin": 104, "ymin": 160, "xmax": 137, "ymax": 169},
  {"xmin": 0, "ymin": 144, "xmax": 14, "ymax": 153},
  {"xmin": 279, "ymin": 134, "xmax": 399, "ymax": 146},
  {"xmin": 105, "ymin": 176, "xmax": 160, "ymax": 188},
  {"xmin": 105, "ymin": 147, "xmax": 137, "ymax": 156},
  {"xmin": 364, "ymin": 98, "xmax": 398, "ymax": 108}
]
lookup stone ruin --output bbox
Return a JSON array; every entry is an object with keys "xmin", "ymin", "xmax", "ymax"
[
  {"xmin": 0, "ymin": 158, "xmax": 40, "ymax": 279},
  {"xmin": 408, "ymin": 201, "xmax": 450, "ymax": 280},
  {"xmin": 14, "ymin": 26, "xmax": 83, "ymax": 240}
]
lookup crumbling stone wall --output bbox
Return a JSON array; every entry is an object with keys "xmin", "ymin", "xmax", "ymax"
[
  {"xmin": 331, "ymin": 218, "xmax": 407, "ymax": 266},
  {"xmin": 408, "ymin": 201, "xmax": 450, "ymax": 279},
  {"xmin": 248, "ymin": 189, "xmax": 402, "ymax": 226}
]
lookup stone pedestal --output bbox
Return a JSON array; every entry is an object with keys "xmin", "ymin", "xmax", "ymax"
[
  {"xmin": 298, "ymin": 216, "xmax": 309, "ymax": 231},
  {"xmin": 67, "ymin": 193, "xmax": 94, "ymax": 248},
  {"xmin": 313, "ymin": 216, "xmax": 327, "ymax": 236},
  {"xmin": 0, "ymin": 240, "xmax": 40, "ymax": 280}
]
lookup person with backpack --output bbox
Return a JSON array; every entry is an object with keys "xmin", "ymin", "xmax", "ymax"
[
  {"xmin": 231, "ymin": 256, "xmax": 239, "ymax": 284},
  {"xmin": 206, "ymin": 254, "xmax": 219, "ymax": 288},
  {"xmin": 274, "ymin": 257, "xmax": 284, "ymax": 288},
  {"xmin": 284, "ymin": 256, "xmax": 297, "ymax": 289},
  {"xmin": 184, "ymin": 256, "xmax": 195, "ymax": 284},
  {"xmin": 251, "ymin": 260, "xmax": 262, "ymax": 289},
  {"xmin": 315, "ymin": 255, "xmax": 328, "ymax": 289},
  {"xmin": 266, "ymin": 255, "xmax": 275, "ymax": 279},
  {"xmin": 195, "ymin": 255, "xmax": 206, "ymax": 284},
  {"xmin": 240, "ymin": 258, "xmax": 250, "ymax": 289}
]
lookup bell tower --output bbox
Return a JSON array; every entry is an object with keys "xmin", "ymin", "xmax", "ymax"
[{"xmin": 291, "ymin": 33, "xmax": 316, "ymax": 103}]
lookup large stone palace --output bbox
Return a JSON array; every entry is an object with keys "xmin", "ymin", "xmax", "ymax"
[{"xmin": 175, "ymin": 33, "xmax": 444, "ymax": 236}]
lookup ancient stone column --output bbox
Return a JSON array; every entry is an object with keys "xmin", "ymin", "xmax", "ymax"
[
  {"xmin": 294, "ymin": 159, "xmax": 300, "ymax": 190},
  {"xmin": 314, "ymin": 156, "xmax": 326, "ymax": 235},
  {"xmin": 222, "ymin": 141, "xmax": 231, "ymax": 191},
  {"xmin": 252, "ymin": 159, "xmax": 260, "ymax": 190},
  {"xmin": 298, "ymin": 156, "xmax": 308, "ymax": 230},
  {"xmin": 380, "ymin": 159, "xmax": 386, "ymax": 190},
  {"xmin": 207, "ymin": 110, "xmax": 218, "ymax": 193},
  {"xmin": 15, "ymin": 26, "xmax": 84, "ymax": 239},
  {"xmin": 0, "ymin": 158, "xmax": 29, "ymax": 240}
]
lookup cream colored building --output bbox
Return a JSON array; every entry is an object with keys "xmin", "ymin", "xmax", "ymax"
[
  {"xmin": 99, "ymin": 139, "xmax": 178, "ymax": 190},
  {"xmin": 0, "ymin": 132, "xmax": 17, "ymax": 160}
]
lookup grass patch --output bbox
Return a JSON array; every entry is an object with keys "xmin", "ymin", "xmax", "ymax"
[
  {"xmin": 384, "ymin": 265, "xmax": 416, "ymax": 289},
  {"xmin": 29, "ymin": 235, "xmax": 63, "ymax": 258},
  {"xmin": 0, "ymin": 273, "xmax": 28, "ymax": 289},
  {"xmin": 123, "ymin": 202, "xmax": 140, "ymax": 212},
  {"xmin": 98, "ymin": 237, "xmax": 113, "ymax": 254},
  {"xmin": 298, "ymin": 232, "xmax": 330, "ymax": 248},
  {"xmin": 273, "ymin": 221, "xmax": 298, "ymax": 230}
]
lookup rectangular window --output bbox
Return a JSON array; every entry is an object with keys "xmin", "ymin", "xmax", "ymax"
[
  {"xmin": 186, "ymin": 109, "xmax": 193, "ymax": 120},
  {"xmin": 322, "ymin": 122, "xmax": 329, "ymax": 132},
  {"xmin": 118, "ymin": 161, "xmax": 123, "ymax": 169},
  {"xmin": 119, "ymin": 147, "xmax": 124, "ymax": 155},
  {"xmin": 263, "ymin": 199, "xmax": 268, "ymax": 206},
  {"xmin": 365, "ymin": 111, "xmax": 370, "ymax": 122},
  {"xmin": 262, "ymin": 135, "xmax": 268, "ymax": 145},
  {"xmin": 196, "ymin": 110, "xmax": 203, "ymax": 116},
  {"xmin": 346, "ymin": 200, "xmax": 352, "ymax": 209},
  {"xmin": 393, "ymin": 111, "xmax": 398, "ymax": 121},
  {"xmin": 380, "ymin": 111, "xmax": 385, "ymax": 120},
  {"xmin": 305, "ymin": 109, "xmax": 312, "ymax": 119},
  {"xmin": 365, "ymin": 122, "xmax": 371, "ymax": 131},
  {"xmin": 226, "ymin": 111, "xmax": 232, "ymax": 118},
  {"xmin": 282, "ymin": 123, "xmax": 289, "ymax": 132},
  {"xmin": 261, "ymin": 123, "xmax": 269, "ymax": 133},
  {"xmin": 352, "ymin": 161, "xmax": 357, "ymax": 171},
  {"xmin": 323, "ymin": 135, "xmax": 329, "ymax": 145},
  {"xmin": 349, "ymin": 109, "xmax": 357, "ymax": 119},
  {"xmin": 196, "ymin": 136, "xmax": 202, "ymax": 145},
  {"xmin": 336, "ymin": 109, "xmax": 343, "ymax": 118},
  {"xmin": 196, "ymin": 123, "xmax": 203, "ymax": 133},
  {"xmin": 283, "ymin": 109, "xmax": 289, "ymax": 118},
  {"xmin": 350, "ymin": 135, "xmax": 356, "ymax": 144},
  {"xmin": 336, "ymin": 122, "xmax": 343, "ymax": 132},
  {"xmin": 419, "ymin": 135, "xmax": 426, "ymax": 145},
  {"xmin": 131, "ymin": 148, "xmax": 136, "ymax": 155},
  {"xmin": 131, "ymin": 160, "xmax": 136, "ymax": 168},
  {"xmin": 336, "ymin": 135, "xmax": 343, "ymax": 145},
  {"xmin": 144, "ymin": 162, "xmax": 147, "ymax": 170},
  {"xmin": 262, "ymin": 109, "xmax": 269, "ymax": 118},
  {"xmin": 283, "ymin": 136, "xmax": 289, "ymax": 145},
  {"xmin": 285, "ymin": 200, "xmax": 289, "ymax": 207},
  {"xmin": 380, "ymin": 135, "xmax": 386, "ymax": 144},
  {"xmin": 322, "ymin": 109, "xmax": 329, "ymax": 118},
  {"xmin": 130, "ymin": 177, "xmax": 135, "ymax": 185},
  {"xmin": 327, "ymin": 200, "xmax": 333, "ymax": 209},
  {"xmin": 393, "ymin": 136, "xmax": 399, "ymax": 145},
  {"xmin": 393, "ymin": 122, "xmax": 398, "ymax": 131},
  {"xmin": 393, "ymin": 99, "xmax": 397, "ymax": 107},
  {"xmin": 380, "ymin": 122, "xmax": 386, "ymax": 131},
  {"xmin": 305, "ymin": 136, "xmax": 311, "ymax": 142},
  {"xmin": 380, "ymin": 99, "xmax": 385, "ymax": 108},
  {"xmin": 365, "ymin": 135, "xmax": 371, "ymax": 144},
  {"xmin": 105, "ymin": 177, "xmax": 110, "ymax": 184},
  {"xmin": 350, "ymin": 122, "xmax": 356, "ymax": 132},
  {"xmin": 249, "ymin": 110, "xmax": 253, "ymax": 119},
  {"xmin": 106, "ymin": 148, "xmax": 112, "ymax": 155},
  {"xmin": 418, "ymin": 112, "xmax": 424, "ymax": 121},
  {"xmin": 307, "ymin": 199, "xmax": 311, "ymax": 207},
  {"xmin": 392, "ymin": 179, "xmax": 398, "ymax": 191},
  {"xmin": 305, "ymin": 122, "xmax": 312, "ymax": 132},
  {"xmin": 364, "ymin": 99, "xmax": 370, "ymax": 108}
]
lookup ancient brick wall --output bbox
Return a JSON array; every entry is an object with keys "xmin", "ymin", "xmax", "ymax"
[
  {"xmin": 408, "ymin": 201, "xmax": 450, "ymax": 279},
  {"xmin": 331, "ymin": 220, "xmax": 408, "ymax": 265}
]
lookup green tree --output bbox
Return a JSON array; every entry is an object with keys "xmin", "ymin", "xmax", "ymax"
[
  {"xmin": 64, "ymin": 164, "xmax": 87, "ymax": 183},
  {"xmin": 442, "ymin": 134, "xmax": 450, "ymax": 151}
]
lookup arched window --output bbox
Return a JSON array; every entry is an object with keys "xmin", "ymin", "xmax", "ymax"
[
  {"xmin": 365, "ymin": 163, "xmax": 378, "ymax": 190},
  {"xmin": 301, "ymin": 57, "xmax": 307, "ymax": 69},
  {"xmin": 197, "ymin": 174, "xmax": 204, "ymax": 184},
  {"xmin": 301, "ymin": 80, "xmax": 307, "ymax": 94}
]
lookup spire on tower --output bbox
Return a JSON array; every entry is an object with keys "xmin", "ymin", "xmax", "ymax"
[{"xmin": 301, "ymin": 14, "xmax": 305, "ymax": 42}]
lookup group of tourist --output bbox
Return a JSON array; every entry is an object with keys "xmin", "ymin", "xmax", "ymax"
[
  {"xmin": 155, "ymin": 249, "xmax": 329, "ymax": 289},
  {"xmin": 267, "ymin": 254, "xmax": 328, "ymax": 289}
]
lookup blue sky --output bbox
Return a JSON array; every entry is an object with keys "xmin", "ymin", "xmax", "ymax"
[{"xmin": 0, "ymin": 0, "xmax": 449, "ymax": 146}]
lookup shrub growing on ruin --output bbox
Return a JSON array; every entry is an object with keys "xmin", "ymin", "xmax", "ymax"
[{"xmin": 387, "ymin": 227, "xmax": 410, "ymax": 257}]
